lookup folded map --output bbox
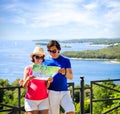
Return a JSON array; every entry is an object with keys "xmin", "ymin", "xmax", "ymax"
[{"xmin": 32, "ymin": 64, "xmax": 60, "ymax": 80}]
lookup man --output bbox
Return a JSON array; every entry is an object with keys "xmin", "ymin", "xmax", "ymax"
[{"xmin": 44, "ymin": 40, "xmax": 75, "ymax": 114}]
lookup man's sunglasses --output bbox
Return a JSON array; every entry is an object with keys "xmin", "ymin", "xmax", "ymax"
[
  {"xmin": 47, "ymin": 49, "xmax": 57, "ymax": 53},
  {"xmin": 34, "ymin": 55, "xmax": 44, "ymax": 60}
]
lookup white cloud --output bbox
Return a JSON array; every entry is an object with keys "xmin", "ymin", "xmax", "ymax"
[
  {"xmin": 84, "ymin": 3, "xmax": 97, "ymax": 10},
  {"xmin": 0, "ymin": 0, "xmax": 120, "ymax": 39}
]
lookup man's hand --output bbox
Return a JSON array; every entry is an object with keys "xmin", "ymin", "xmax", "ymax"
[{"xmin": 58, "ymin": 68, "xmax": 66, "ymax": 75}]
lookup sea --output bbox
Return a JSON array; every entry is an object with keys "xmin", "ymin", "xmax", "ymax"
[{"xmin": 0, "ymin": 40, "xmax": 120, "ymax": 86}]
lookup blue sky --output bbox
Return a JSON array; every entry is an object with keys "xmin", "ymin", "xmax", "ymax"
[{"xmin": 0, "ymin": 0, "xmax": 120, "ymax": 40}]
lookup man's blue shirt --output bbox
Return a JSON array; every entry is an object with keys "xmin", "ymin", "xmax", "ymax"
[{"xmin": 44, "ymin": 55, "xmax": 71, "ymax": 91}]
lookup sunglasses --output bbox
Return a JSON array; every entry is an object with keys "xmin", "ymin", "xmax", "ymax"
[
  {"xmin": 34, "ymin": 55, "xmax": 44, "ymax": 60},
  {"xmin": 47, "ymin": 49, "xmax": 57, "ymax": 53}
]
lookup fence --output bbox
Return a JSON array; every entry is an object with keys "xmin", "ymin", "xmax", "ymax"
[
  {"xmin": 0, "ymin": 86, "xmax": 24, "ymax": 114},
  {"xmin": 0, "ymin": 77, "xmax": 120, "ymax": 114},
  {"xmin": 90, "ymin": 79, "xmax": 120, "ymax": 114}
]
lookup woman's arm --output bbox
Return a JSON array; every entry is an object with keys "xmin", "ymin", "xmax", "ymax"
[
  {"xmin": 46, "ymin": 77, "xmax": 53, "ymax": 88},
  {"xmin": 19, "ymin": 67, "xmax": 34, "ymax": 89}
]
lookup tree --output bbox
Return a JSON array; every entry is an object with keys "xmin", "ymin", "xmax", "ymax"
[{"xmin": 92, "ymin": 81, "xmax": 116, "ymax": 114}]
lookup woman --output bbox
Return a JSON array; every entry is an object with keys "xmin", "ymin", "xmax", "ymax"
[{"xmin": 19, "ymin": 46, "xmax": 52, "ymax": 114}]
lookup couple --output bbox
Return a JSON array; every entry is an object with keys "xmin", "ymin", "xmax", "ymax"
[{"xmin": 19, "ymin": 40, "xmax": 75, "ymax": 114}]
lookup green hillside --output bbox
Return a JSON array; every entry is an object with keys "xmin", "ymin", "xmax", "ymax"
[{"xmin": 62, "ymin": 44, "xmax": 120, "ymax": 60}]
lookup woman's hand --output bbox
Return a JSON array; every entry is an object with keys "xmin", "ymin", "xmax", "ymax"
[
  {"xmin": 26, "ymin": 75, "xmax": 35, "ymax": 81},
  {"xmin": 46, "ymin": 77, "xmax": 53, "ymax": 88},
  {"xmin": 21, "ymin": 76, "xmax": 35, "ymax": 88},
  {"xmin": 19, "ymin": 79, "xmax": 24, "ymax": 86},
  {"xmin": 47, "ymin": 77, "xmax": 53, "ymax": 83}
]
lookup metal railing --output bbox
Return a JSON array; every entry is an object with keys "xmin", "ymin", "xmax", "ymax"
[
  {"xmin": 0, "ymin": 86, "xmax": 25, "ymax": 114},
  {"xmin": 0, "ymin": 77, "xmax": 120, "ymax": 114},
  {"xmin": 0, "ymin": 78, "xmax": 83, "ymax": 114},
  {"xmin": 90, "ymin": 79, "xmax": 120, "ymax": 114}
]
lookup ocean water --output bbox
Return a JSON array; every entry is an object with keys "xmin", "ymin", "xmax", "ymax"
[
  {"xmin": 0, "ymin": 40, "xmax": 120, "ymax": 85},
  {"xmin": 71, "ymin": 59, "xmax": 120, "ymax": 85}
]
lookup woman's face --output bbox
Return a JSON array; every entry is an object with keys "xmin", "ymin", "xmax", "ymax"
[
  {"xmin": 33, "ymin": 55, "xmax": 44, "ymax": 64},
  {"xmin": 47, "ymin": 46, "xmax": 60, "ymax": 59}
]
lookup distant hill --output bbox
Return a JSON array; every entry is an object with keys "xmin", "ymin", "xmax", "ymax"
[
  {"xmin": 33, "ymin": 38, "xmax": 120, "ymax": 45},
  {"xmin": 61, "ymin": 38, "xmax": 120, "ymax": 45},
  {"xmin": 62, "ymin": 44, "xmax": 120, "ymax": 61}
]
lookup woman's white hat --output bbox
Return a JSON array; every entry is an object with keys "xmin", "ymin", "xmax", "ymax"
[{"xmin": 30, "ymin": 46, "xmax": 45, "ymax": 58}]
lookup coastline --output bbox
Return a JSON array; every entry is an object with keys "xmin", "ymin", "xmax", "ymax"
[
  {"xmin": 70, "ymin": 58, "xmax": 120, "ymax": 64},
  {"xmin": 110, "ymin": 60, "xmax": 120, "ymax": 64}
]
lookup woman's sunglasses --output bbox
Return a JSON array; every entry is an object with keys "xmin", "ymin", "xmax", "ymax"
[
  {"xmin": 47, "ymin": 49, "xmax": 57, "ymax": 53},
  {"xmin": 34, "ymin": 55, "xmax": 44, "ymax": 60}
]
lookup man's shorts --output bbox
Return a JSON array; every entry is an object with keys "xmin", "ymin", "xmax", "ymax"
[
  {"xmin": 24, "ymin": 98, "xmax": 49, "ymax": 112},
  {"xmin": 48, "ymin": 90, "xmax": 75, "ymax": 114}
]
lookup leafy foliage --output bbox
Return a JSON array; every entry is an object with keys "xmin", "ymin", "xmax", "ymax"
[
  {"xmin": 62, "ymin": 44, "xmax": 120, "ymax": 60},
  {"xmin": 0, "ymin": 78, "xmax": 26, "ymax": 113},
  {"xmin": 0, "ymin": 78, "xmax": 120, "ymax": 114},
  {"xmin": 92, "ymin": 81, "xmax": 120, "ymax": 114}
]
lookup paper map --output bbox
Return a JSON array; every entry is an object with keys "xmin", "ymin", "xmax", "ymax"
[{"xmin": 32, "ymin": 64, "xmax": 60, "ymax": 80}]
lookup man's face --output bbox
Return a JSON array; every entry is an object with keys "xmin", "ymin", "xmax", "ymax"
[{"xmin": 48, "ymin": 46, "xmax": 60, "ymax": 58}]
